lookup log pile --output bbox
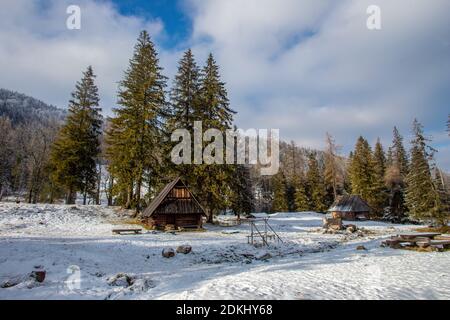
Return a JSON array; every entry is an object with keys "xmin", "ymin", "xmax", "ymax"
[{"xmin": 381, "ymin": 232, "xmax": 450, "ymax": 251}]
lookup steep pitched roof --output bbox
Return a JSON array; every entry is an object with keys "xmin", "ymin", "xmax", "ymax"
[
  {"xmin": 328, "ymin": 195, "xmax": 371, "ymax": 213},
  {"xmin": 142, "ymin": 177, "xmax": 207, "ymax": 217}
]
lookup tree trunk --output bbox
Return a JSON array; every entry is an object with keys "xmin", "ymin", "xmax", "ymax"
[
  {"xmin": 28, "ymin": 187, "xmax": 33, "ymax": 204},
  {"xmin": 107, "ymin": 176, "xmax": 114, "ymax": 206},
  {"xmin": 124, "ymin": 183, "xmax": 133, "ymax": 209},
  {"xmin": 135, "ymin": 178, "xmax": 142, "ymax": 214},
  {"xmin": 96, "ymin": 165, "xmax": 101, "ymax": 205},
  {"xmin": 83, "ymin": 188, "xmax": 87, "ymax": 205},
  {"xmin": 66, "ymin": 186, "xmax": 75, "ymax": 204}
]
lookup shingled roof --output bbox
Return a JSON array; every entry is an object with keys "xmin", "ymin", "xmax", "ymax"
[
  {"xmin": 328, "ymin": 195, "xmax": 371, "ymax": 213},
  {"xmin": 141, "ymin": 177, "xmax": 206, "ymax": 217}
]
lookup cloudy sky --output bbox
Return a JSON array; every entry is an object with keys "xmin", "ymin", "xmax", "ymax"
[{"xmin": 1, "ymin": 0, "xmax": 449, "ymax": 170}]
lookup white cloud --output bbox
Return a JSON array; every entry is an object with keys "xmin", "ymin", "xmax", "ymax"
[
  {"xmin": 0, "ymin": 0, "xmax": 449, "ymax": 169},
  {"xmin": 186, "ymin": 0, "xmax": 450, "ymax": 169},
  {"xmin": 0, "ymin": 0, "xmax": 163, "ymax": 109}
]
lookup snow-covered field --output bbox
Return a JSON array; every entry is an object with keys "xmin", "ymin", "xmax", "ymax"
[{"xmin": 0, "ymin": 202, "xmax": 449, "ymax": 300}]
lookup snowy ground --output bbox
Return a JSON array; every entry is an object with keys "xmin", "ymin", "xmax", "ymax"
[{"xmin": 0, "ymin": 202, "xmax": 449, "ymax": 300}]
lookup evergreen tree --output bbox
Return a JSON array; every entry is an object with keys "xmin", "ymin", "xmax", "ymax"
[
  {"xmin": 271, "ymin": 172, "xmax": 289, "ymax": 212},
  {"xmin": 348, "ymin": 136, "xmax": 377, "ymax": 210},
  {"xmin": 50, "ymin": 66, "xmax": 102, "ymax": 204},
  {"xmin": 168, "ymin": 49, "xmax": 201, "ymax": 129},
  {"xmin": 372, "ymin": 138, "xmax": 388, "ymax": 215},
  {"xmin": 230, "ymin": 165, "xmax": 254, "ymax": 218},
  {"xmin": 294, "ymin": 175, "xmax": 309, "ymax": 211},
  {"xmin": 389, "ymin": 126, "xmax": 409, "ymax": 175},
  {"xmin": 385, "ymin": 127, "xmax": 409, "ymax": 217},
  {"xmin": 167, "ymin": 49, "xmax": 202, "ymax": 179},
  {"xmin": 106, "ymin": 31, "xmax": 167, "ymax": 212},
  {"xmin": 307, "ymin": 152, "xmax": 327, "ymax": 212},
  {"xmin": 188, "ymin": 53, "xmax": 236, "ymax": 221},
  {"xmin": 405, "ymin": 119, "xmax": 440, "ymax": 223},
  {"xmin": 432, "ymin": 168, "xmax": 450, "ymax": 226}
]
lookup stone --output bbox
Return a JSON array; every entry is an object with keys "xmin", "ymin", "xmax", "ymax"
[
  {"xmin": 356, "ymin": 245, "xmax": 367, "ymax": 251},
  {"xmin": 30, "ymin": 270, "xmax": 46, "ymax": 283},
  {"xmin": 346, "ymin": 225, "xmax": 357, "ymax": 233},
  {"xmin": 1, "ymin": 279, "xmax": 20, "ymax": 288},
  {"xmin": 256, "ymin": 253, "xmax": 272, "ymax": 261},
  {"xmin": 176, "ymin": 245, "xmax": 192, "ymax": 254},
  {"xmin": 162, "ymin": 247, "xmax": 176, "ymax": 258},
  {"xmin": 107, "ymin": 273, "xmax": 135, "ymax": 287}
]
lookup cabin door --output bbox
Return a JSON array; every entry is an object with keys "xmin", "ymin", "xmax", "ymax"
[{"xmin": 166, "ymin": 214, "xmax": 176, "ymax": 226}]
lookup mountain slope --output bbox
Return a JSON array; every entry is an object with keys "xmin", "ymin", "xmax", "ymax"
[{"xmin": 0, "ymin": 88, "xmax": 66, "ymax": 125}]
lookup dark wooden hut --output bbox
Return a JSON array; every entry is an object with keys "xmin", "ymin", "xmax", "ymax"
[
  {"xmin": 142, "ymin": 177, "xmax": 206, "ymax": 229},
  {"xmin": 327, "ymin": 195, "xmax": 370, "ymax": 220}
]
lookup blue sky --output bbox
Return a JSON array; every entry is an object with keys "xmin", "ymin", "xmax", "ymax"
[
  {"xmin": 113, "ymin": 0, "xmax": 191, "ymax": 48},
  {"xmin": 0, "ymin": 0, "xmax": 449, "ymax": 170}
]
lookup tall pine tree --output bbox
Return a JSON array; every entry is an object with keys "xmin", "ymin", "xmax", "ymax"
[
  {"xmin": 405, "ymin": 119, "xmax": 440, "ymax": 223},
  {"xmin": 294, "ymin": 174, "xmax": 310, "ymax": 211},
  {"xmin": 348, "ymin": 136, "xmax": 377, "ymax": 211},
  {"xmin": 385, "ymin": 127, "xmax": 409, "ymax": 217},
  {"xmin": 50, "ymin": 66, "xmax": 102, "ymax": 204},
  {"xmin": 372, "ymin": 138, "xmax": 388, "ymax": 215},
  {"xmin": 306, "ymin": 152, "xmax": 327, "ymax": 212},
  {"xmin": 106, "ymin": 31, "xmax": 167, "ymax": 212},
  {"xmin": 189, "ymin": 53, "xmax": 236, "ymax": 221},
  {"xmin": 271, "ymin": 172, "xmax": 289, "ymax": 212},
  {"xmin": 432, "ymin": 168, "xmax": 450, "ymax": 226}
]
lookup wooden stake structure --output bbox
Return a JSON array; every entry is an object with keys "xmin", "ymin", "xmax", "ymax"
[{"xmin": 245, "ymin": 218, "xmax": 283, "ymax": 246}]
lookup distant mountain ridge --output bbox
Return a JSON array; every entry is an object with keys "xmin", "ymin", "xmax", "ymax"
[{"xmin": 0, "ymin": 88, "xmax": 67, "ymax": 125}]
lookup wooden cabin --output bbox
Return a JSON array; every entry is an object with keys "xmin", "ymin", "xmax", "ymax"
[
  {"xmin": 327, "ymin": 195, "xmax": 370, "ymax": 220},
  {"xmin": 142, "ymin": 177, "xmax": 206, "ymax": 230}
]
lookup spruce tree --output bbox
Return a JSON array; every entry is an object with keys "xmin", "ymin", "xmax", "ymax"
[
  {"xmin": 230, "ymin": 165, "xmax": 254, "ymax": 218},
  {"xmin": 389, "ymin": 126, "xmax": 409, "ymax": 176},
  {"xmin": 372, "ymin": 138, "xmax": 388, "ymax": 215},
  {"xmin": 271, "ymin": 172, "xmax": 289, "ymax": 212},
  {"xmin": 168, "ymin": 49, "xmax": 201, "ymax": 131},
  {"xmin": 106, "ymin": 31, "xmax": 167, "ymax": 212},
  {"xmin": 307, "ymin": 152, "xmax": 327, "ymax": 212},
  {"xmin": 166, "ymin": 49, "xmax": 202, "ymax": 181},
  {"xmin": 50, "ymin": 66, "xmax": 102, "ymax": 204},
  {"xmin": 294, "ymin": 175, "xmax": 310, "ymax": 211},
  {"xmin": 405, "ymin": 119, "xmax": 439, "ymax": 223},
  {"xmin": 348, "ymin": 136, "xmax": 377, "ymax": 210},
  {"xmin": 385, "ymin": 127, "xmax": 409, "ymax": 217},
  {"xmin": 432, "ymin": 168, "xmax": 450, "ymax": 226},
  {"xmin": 189, "ymin": 53, "xmax": 236, "ymax": 221}
]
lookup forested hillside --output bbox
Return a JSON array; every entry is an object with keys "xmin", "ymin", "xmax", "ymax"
[{"xmin": 0, "ymin": 89, "xmax": 66, "ymax": 125}]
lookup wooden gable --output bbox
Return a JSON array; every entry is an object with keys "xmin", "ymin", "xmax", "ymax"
[{"xmin": 142, "ymin": 177, "xmax": 206, "ymax": 217}]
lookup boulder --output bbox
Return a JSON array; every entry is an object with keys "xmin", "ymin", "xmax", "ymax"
[
  {"xmin": 30, "ymin": 270, "xmax": 46, "ymax": 283},
  {"xmin": 346, "ymin": 225, "xmax": 357, "ymax": 233},
  {"xmin": 162, "ymin": 247, "xmax": 176, "ymax": 258},
  {"xmin": 176, "ymin": 245, "xmax": 192, "ymax": 254},
  {"xmin": 107, "ymin": 273, "xmax": 134, "ymax": 287},
  {"xmin": 356, "ymin": 245, "xmax": 367, "ymax": 251}
]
